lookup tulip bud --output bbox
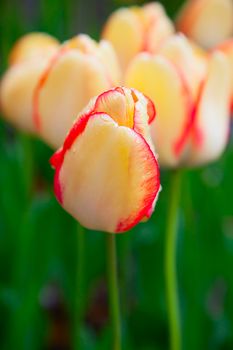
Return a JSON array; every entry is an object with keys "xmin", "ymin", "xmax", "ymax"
[
  {"xmin": 0, "ymin": 33, "xmax": 60, "ymax": 133},
  {"xmin": 102, "ymin": 2, "xmax": 174, "ymax": 71},
  {"xmin": 50, "ymin": 87, "xmax": 160, "ymax": 233},
  {"xmin": 176, "ymin": 0, "xmax": 233, "ymax": 49},
  {"xmin": 33, "ymin": 34, "xmax": 122, "ymax": 149},
  {"xmin": 125, "ymin": 35, "xmax": 231, "ymax": 167}
]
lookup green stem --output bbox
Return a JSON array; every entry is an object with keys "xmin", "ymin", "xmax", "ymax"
[
  {"xmin": 106, "ymin": 234, "xmax": 122, "ymax": 350},
  {"xmin": 75, "ymin": 223, "xmax": 85, "ymax": 349},
  {"xmin": 165, "ymin": 169, "xmax": 182, "ymax": 350}
]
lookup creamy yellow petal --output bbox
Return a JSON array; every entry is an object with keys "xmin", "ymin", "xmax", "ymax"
[
  {"xmin": 125, "ymin": 53, "xmax": 192, "ymax": 167},
  {"xmin": 189, "ymin": 52, "xmax": 231, "ymax": 165},
  {"xmin": 64, "ymin": 34, "xmax": 98, "ymax": 53},
  {"xmin": 0, "ymin": 59, "xmax": 49, "ymax": 133},
  {"xmin": 64, "ymin": 35, "xmax": 122, "ymax": 84},
  {"xmin": 216, "ymin": 40, "xmax": 233, "ymax": 111},
  {"xmin": 94, "ymin": 88, "xmax": 133, "ymax": 128},
  {"xmin": 147, "ymin": 18, "xmax": 174, "ymax": 53},
  {"xmin": 35, "ymin": 50, "xmax": 113, "ymax": 149},
  {"xmin": 144, "ymin": 3, "xmax": 174, "ymax": 53},
  {"xmin": 9, "ymin": 32, "xmax": 60, "ymax": 65},
  {"xmin": 57, "ymin": 114, "xmax": 159, "ymax": 232},
  {"xmin": 90, "ymin": 87, "xmax": 154, "ymax": 143},
  {"xmin": 102, "ymin": 8, "xmax": 144, "ymax": 71},
  {"xmin": 159, "ymin": 34, "xmax": 207, "ymax": 99},
  {"xmin": 97, "ymin": 40, "xmax": 122, "ymax": 85}
]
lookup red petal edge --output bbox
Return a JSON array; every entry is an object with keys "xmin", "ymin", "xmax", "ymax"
[
  {"xmin": 116, "ymin": 131, "xmax": 160, "ymax": 233},
  {"xmin": 50, "ymin": 110, "xmax": 113, "ymax": 204},
  {"xmin": 190, "ymin": 80, "xmax": 205, "ymax": 148},
  {"xmin": 146, "ymin": 95, "xmax": 156, "ymax": 123},
  {"xmin": 131, "ymin": 88, "xmax": 156, "ymax": 124},
  {"xmin": 94, "ymin": 87, "xmax": 124, "ymax": 111},
  {"xmin": 49, "ymin": 110, "xmax": 94, "ymax": 204},
  {"xmin": 171, "ymin": 62, "xmax": 196, "ymax": 157}
]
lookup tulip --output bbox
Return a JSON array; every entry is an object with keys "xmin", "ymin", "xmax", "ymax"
[
  {"xmin": 102, "ymin": 2, "xmax": 174, "ymax": 71},
  {"xmin": 0, "ymin": 33, "xmax": 60, "ymax": 133},
  {"xmin": 176, "ymin": 0, "xmax": 233, "ymax": 49},
  {"xmin": 50, "ymin": 87, "xmax": 160, "ymax": 233},
  {"xmin": 125, "ymin": 34, "xmax": 231, "ymax": 167},
  {"xmin": 215, "ymin": 40, "xmax": 233, "ymax": 113},
  {"xmin": 33, "ymin": 34, "xmax": 122, "ymax": 149}
]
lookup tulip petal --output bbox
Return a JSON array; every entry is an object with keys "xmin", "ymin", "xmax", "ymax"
[
  {"xmin": 216, "ymin": 40, "xmax": 233, "ymax": 113},
  {"xmin": 64, "ymin": 35, "xmax": 121, "ymax": 85},
  {"xmin": 125, "ymin": 53, "xmax": 193, "ymax": 167},
  {"xmin": 64, "ymin": 34, "xmax": 98, "ymax": 53},
  {"xmin": 103, "ymin": 3, "xmax": 174, "ymax": 71},
  {"xmin": 189, "ymin": 52, "xmax": 231, "ymax": 165},
  {"xmin": 52, "ymin": 112, "xmax": 160, "ymax": 233},
  {"xmin": 0, "ymin": 59, "xmax": 49, "ymax": 133},
  {"xmin": 102, "ymin": 8, "xmax": 144, "ymax": 71},
  {"xmin": 98, "ymin": 40, "xmax": 122, "ymax": 85},
  {"xmin": 9, "ymin": 32, "xmax": 60, "ymax": 65},
  {"xmin": 94, "ymin": 88, "xmax": 134, "ymax": 128},
  {"xmin": 94, "ymin": 87, "xmax": 156, "ymax": 143},
  {"xmin": 176, "ymin": 0, "xmax": 233, "ymax": 49},
  {"xmin": 159, "ymin": 34, "xmax": 207, "ymax": 99},
  {"xmin": 34, "ymin": 50, "xmax": 113, "ymax": 148},
  {"xmin": 143, "ymin": 3, "xmax": 174, "ymax": 53}
]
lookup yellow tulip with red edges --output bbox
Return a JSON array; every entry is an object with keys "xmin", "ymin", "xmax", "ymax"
[
  {"xmin": 176, "ymin": 0, "xmax": 233, "ymax": 49},
  {"xmin": 0, "ymin": 33, "xmax": 60, "ymax": 133},
  {"xmin": 33, "ymin": 34, "xmax": 121, "ymax": 149},
  {"xmin": 50, "ymin": 87, "xmax": 160, "ymax": 233},
  {"xmin": 102, "ymin": 2, "xmax": 174, "ymax": 72},
  {"xmin": 125, "ymin": 34, "xmax": 231, "ymax": 167}
]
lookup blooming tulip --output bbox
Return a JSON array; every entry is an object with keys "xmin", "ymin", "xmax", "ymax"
[
  {"xmin": 176, "ymin": 0, "xmax": 233, "ymax": 49},
  {"xmin": 125, "ymin": 34, "xmax": 231, "ymax": 167},
  {"xmin": 102, "ymin": 2, "xmax": 174, "ymax": 71},
  {"xmin": 33, "ymin": 34, "xmax": 121, "ymax": 149},
  {"xmin": 50, "ymin": 87, "xmax": 160, "ymax": 233},
  {"xmin": 0, "ymin": 33, "xmax": 60, "ymax": 133}
]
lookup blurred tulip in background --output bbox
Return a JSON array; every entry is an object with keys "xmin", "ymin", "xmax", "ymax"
[
  {"xmin": 125, "ymin": 34, "xmax": 231, "ymax": 167},
  {"xmin": 0, "ymin": 33, "xmax": 60, "ymax": 133}
]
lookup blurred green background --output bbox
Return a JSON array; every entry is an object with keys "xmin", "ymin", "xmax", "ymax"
[{"xmin": 1, "ymin": 0, "xmax": 233, "ymax": 349}]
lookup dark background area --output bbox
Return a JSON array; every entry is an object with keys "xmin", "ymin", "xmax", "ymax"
[{"xmin": 0, "ymin": 0, "xmax": 233, "ymax": 349}]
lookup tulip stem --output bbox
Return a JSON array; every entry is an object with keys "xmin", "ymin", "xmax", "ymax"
[
  {"xmin": 106, "ymin": 234, "xmax": 122, "ymax": 350},
  {"xmin": 165, "ymin": 169, "xmax": 182, "ymax": 350},
  {"xmin": 75, "ymin": 223, "xmax": 85, "ymax": 349}
]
